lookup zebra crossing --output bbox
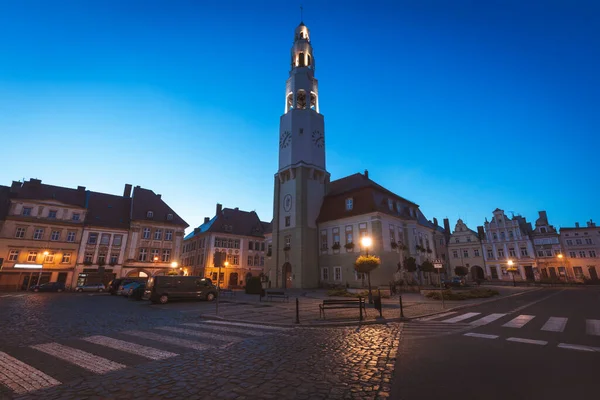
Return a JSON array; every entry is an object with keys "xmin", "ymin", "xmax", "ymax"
[{"xmin": 0, "ymin": 320, "xmax": 290, "ymax": 396}]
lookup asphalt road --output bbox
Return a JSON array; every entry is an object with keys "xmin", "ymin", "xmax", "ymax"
[{"xmin": 392, "ymin": 287, "xmax": 600, "ymax": 400}]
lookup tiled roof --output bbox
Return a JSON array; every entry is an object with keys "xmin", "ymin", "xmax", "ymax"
[
  {"xmin": 186, "ymin": 208, "xmax": 268, "ymax": 240},
  {"xmin": 317, "ymin": 173, "xmax": 420, "ymax": 224},
  {"xmin": 261, "ymin": 221, "xmax": 273, "ymax": 235},
  {"xmin": 131, "ymin": 186, "xmax": 188, "ymax": 227},
  {"xmin": 84, "ymin": 191, "xmax": 131, "ymax": 230},
  {"xmin": 0, "ymin": 185, "xmax": 10, "ymax": 220},
  {"xmin": 10, "ymin": 179, "xmax": 87, "ymax": 207}
]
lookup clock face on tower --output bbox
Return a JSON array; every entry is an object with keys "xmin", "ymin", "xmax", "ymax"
[
  {"xmin": 279, "ymin": 130, "xmax": 291, "ymax": 149},
  {"xmin": 283, "ymin": 194, "xmax": 292, "ymax": 212},
  {"xmin": 312, "ymin": 130, "xmax": 324, "ymax": 148}
]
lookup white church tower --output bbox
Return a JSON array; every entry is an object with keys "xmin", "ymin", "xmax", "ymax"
[{"xmin": 271, "ymin": 21, "xmax": 330, "ymax": 289}]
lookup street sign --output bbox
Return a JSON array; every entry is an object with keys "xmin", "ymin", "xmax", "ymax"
[{"xmin": 433, "ymin": 259, "xmax": 443, "ymax": 269}]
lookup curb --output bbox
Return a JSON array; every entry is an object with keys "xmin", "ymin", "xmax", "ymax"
[{"xmin": 406, "ymin": 287, "xmax": 545, "ymax": 321}]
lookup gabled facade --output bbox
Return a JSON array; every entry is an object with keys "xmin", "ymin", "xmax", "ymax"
[
  {"xmin": 530, "ymin": 211, "xmax": 564, "ymax": 281},
  {"xmin": 183, "ymin": 203, "xmax": 270, "ymax": 287},
  {"xmin": 0, "ymin": 179, "xmax": 87, "ymax": 290},
  {"xmin": 560, "ymin": 220, "xmax": 600, "ymax": 281},
  {"xmin": 447, "ymin": 219, "xmax": 486, "ymax": 280},
  {"xmin": 480, "ymin": 208, "xmax": 536, "ymax": 282}
]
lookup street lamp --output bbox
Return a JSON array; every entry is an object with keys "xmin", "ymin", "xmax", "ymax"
[
  {"xmin": 557, "ymin": 253, "xmax": 567, "ymax": 282},
  {"xmin": 361, "ymin": 236, "xmax": 372, "ymax": 256},
  {"xmin": 216, "ymin": 260, "xmax": 228, "ymax": 316},
  {"xmin": 507, "ymin": 260, "xmax": 517, "ymax": 287},
  {"xmin": 433, "ymin": 259, "xmax": 445, "ymax": 309}
]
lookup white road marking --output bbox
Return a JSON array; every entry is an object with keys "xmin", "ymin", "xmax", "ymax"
[
  {"xmin": 502, "ymin": 315, "xmax": 535, "ymax": 328},
  {"xmin": 155, "ymin": 326, "xmax": 243, "ymax": 342},
  {"xmin": 0, "ymin": 351, "xmax": 61, "ymax": 394},
  {"xmin": 441, "ymin": 312, "xmax": 481, "ymax": 323},
  {"xmin": 470, "ymin": 313, "xmax": 507, "ymax": 327},
  {"xmin": 201, "ymin": 320, "xmax": 290, "ymax": 331},
  {"xmin": 506, "ymin": 337, "xmax": 548, "ymax": 346},
  {"xmin": 541, "ymin": 317, "xmax": 568, "ymax": 332},
  {"xmin": 82, "ymin": 336, "xmax": 178, "ymax": 360},
  {"xmin": 121, "ymin": 330, "xmax": 210, "ymax": 351},
  {"xmin": 586, "ymin": 319, "xmax": 600, "ymax": 336},
  {"xmin": 30, "ymin": 343, "xmax": 125, "ymax": 374},
  {"xmin": 464, "ymin": 333, "xmax": 499, "ymax": 339},
  {"xmin": 181, "ymin": 323, "xmax": 268, "ymax": 336},
  {"xmin": 558, "ymin": 343, "xmax": 600, "ymax": 352},
  {"xmin": 418, "ymin": 312, "xmax": 457, "ymax": 321}
]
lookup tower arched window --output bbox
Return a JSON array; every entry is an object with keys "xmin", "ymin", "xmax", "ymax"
[
  {"xmin": 307, "ymin": 54, "xmax": 311, "ymax": 67},
  {"xmin": 298, "ymin": 52, "xmax": 305, "ymax": 67},
  {"xmin": 310, "ymin": 92, "xmax": 317, "ymax": 110},
  {"xmin": 296, "ymin": 90, "xmax": 307, "ymax": 109},
  {"xmin": 287, "ymin": 93, "xmax": 293, "ymax": 111}
]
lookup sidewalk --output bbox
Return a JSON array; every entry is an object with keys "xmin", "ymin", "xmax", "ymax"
[{"xmin": 200, "ymin": 285, "xmax": 538, "ymax": 327}]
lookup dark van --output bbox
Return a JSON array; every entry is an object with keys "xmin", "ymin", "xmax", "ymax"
[{"xmin": 144, "ymin": 276, "xmax": 218, "ymax": 304}]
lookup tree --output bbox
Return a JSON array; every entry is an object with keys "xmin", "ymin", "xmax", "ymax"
[
  {"xmin": 354, "ymin": 255, "xmax": 381, "ymax": 303},
  {"xmin": 455, "ymin": 266, "xmax": 468, "ymax": 277},
  {"xmin": 403, "ymin": 257, "xmax": 417, "ymax": 273},
  {"xmin": 420, "ymin": 260, "xmax": 435, "ymax": 285}
]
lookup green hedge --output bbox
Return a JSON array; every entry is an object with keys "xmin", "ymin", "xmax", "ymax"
[{"xmin": 425, "ymin": 288, "xmax": 499, "ymax": 301}]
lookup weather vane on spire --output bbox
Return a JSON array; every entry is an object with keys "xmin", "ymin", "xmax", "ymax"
[{"xmin": 300, "ymin": 5, "xmax": 303, "ymax": 22}]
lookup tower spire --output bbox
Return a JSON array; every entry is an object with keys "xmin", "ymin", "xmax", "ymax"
[{"xmin": 300, "ymin": 5, "xmax": 303, "ymax": 22}]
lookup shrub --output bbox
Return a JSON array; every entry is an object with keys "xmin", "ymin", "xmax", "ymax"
[
  {"xmin": 245, "ymin": 276, "xmax": 263, "ymax": 294},
  {"xmin": 425, "ymin": 288, "xmax": 499, "ymax": 301},
  {"xmin": 455, "ymin": 266, "xmax": 468, "ymax": 276},
  {"xmin": 327, "ymin": 289, "xmax": 368, "ymax": 298},
  {"xmin": 354, "ymin": 255, "xmax": 381, "ymax": 274},
  {"xmin": 420, "ymin": 260, "xmax": 435, "ymax": 273},
  {"xmin": 403, "ymin": 257, "xmax": 417, "ymax": 273}
]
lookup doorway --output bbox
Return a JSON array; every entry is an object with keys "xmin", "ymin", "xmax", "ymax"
[
  {"xmin": 471, "ymin": 266, "xmax": 485, "ymax": 280},
  {"xmin": 282, "ymin": 262, "xmax": 292, "ymax": 288},
  {"xmin": 524, "ymin": 266, "xmax": 535, "ymax": 281},
  {"xmin": 229, "ymin": 272, "xmax": 238, "ymax": 287},
  {"xmin": 589, "ymin": 266, "xmax": 599, "ymax": 281}
]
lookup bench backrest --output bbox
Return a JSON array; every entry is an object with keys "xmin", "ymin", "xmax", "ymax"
[
  {"xmin": 323, "ymin": 299, "xmax": 363, "ymax": 305},
  {"xmin": 266, "ymin": 291, "xmax": 286, "ymax": 295}
]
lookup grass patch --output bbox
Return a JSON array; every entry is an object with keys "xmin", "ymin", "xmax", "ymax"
[{"xmin": 425, "ymin": 288, "xmax": 500, "ymax": 301}]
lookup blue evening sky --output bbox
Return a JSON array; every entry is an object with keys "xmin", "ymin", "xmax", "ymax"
[{"xmin": 1, "ymin": 0, "xmax": 598, "ymax": 232}]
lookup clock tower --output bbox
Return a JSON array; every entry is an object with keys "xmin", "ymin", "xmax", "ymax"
[{"xmin": 271, "ymin": 21, "xmax": 329, "ymax": 289}]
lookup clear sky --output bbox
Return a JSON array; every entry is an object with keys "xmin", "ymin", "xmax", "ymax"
[{"xmin": 1, "ymin": 0, "xmax": 598, "ymax": 233}]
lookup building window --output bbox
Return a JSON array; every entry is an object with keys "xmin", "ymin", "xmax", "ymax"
[
  {"xmin": 248, "ymin": 256, "xmax": 253, "ymax": 266},
  {"xmin": 27, "ymin": 251, "xmax": 38, "ymax": 262},
  {"xmin": 110, "ymin": 253, "xmax": 118, "ymax": 264},
  {"xmin": 388, "ymin": 199, "xmax": 393, "ymax": 210},
  {"xmin": 151, "ymin": 249, "xmax": 160, "ymax": 261},
  {"xmin": 113, "ymin": 235, "xmax": 123, "ymax": 246},
  {"xmin": 520, "ymin": 247, "xmax": 528, "ymax": 257},
  {"xmin": 253, "ymin": 255, "xmax": 259, "ymax": 266},
  {"xmin": 537, "ymin": 250, "xmax": 545, "ymax": 257},
  {"xmin": 154, "ymin": 229, "xmax": 162, "ymax": 240},
  {"xmin": 48, "ymin": 210, "xmax": 57, "ymax": 219},
  {"xmin": 474, "ymin": 249, "xmax": 480, "ymax": 257},
  {"xmin": 585, "ymin": 238, "xmax": 593, "ymax": 245},
  {"xmin": 467, "ymin": 237, "xmax": 472, "ymax": 242},
  {"xmin": 345, "ymin": 198, "xmax": 353, "ymax": 211},
  {"xmin": 544, "ymin": 250, "xmax": 552, "ymax": 257},
  {"xmin": 44, "ymin": 252, "xmax": 55, "ymax": 263},
  {"xmin": 8, "ymin": 250, "xmax": 19, "ymax": 261},
  {"xmin": 88, "ymin": 233, "xmax": 98, "ymax": 244},
  {"xmin": 165, "ymin": 230, "xmax": 173, "ymax": 241},
  {"xmin": 321, "ymin": 230, "xmax": 328, "ymax": 250},
  {"xmin": 500, "ymin": 232, "xmax": 505, "ymax": 240},
  {"xmin": 72, "ymin": 213, "xmax": 80, "ymax": 221},
  {"xmin": 285, "ymin": 216, "xmax": 291, "ymax": 227},
  {"xmin": 285, "ymin": 235, "xmax": 291, "ymax": 248},
  {"xmin": 322, "ymin": 267, "xmax": 329, "ymax": 280},
  {"xmin": 455, "ymin": 238, "xmax": 460, "ymax": 243},
  {"xmin": 566, "ymin": 239, "xmax": 573, "ymax": 246},
  {"xmin": 61, "ymin": 253, "xmax": 71, "ymax": 263},
  {"xmin": 463, "ymin": 249, "xmax": 469, "ymax": 258},
  {"xmin": 498, "ymin": 249, "xmax": 504, "ymax": 258},
  {"xmin": 15, "ymin": 227, "xmax": 26, "ymax": 238},
  {"xmin": 22, "ymin": 207, "xmax": 32, "ymax": 216},
  {"xmin": 509, "ymin": 248, "xmax": 516, "ymax": 257},
  {"xmin": 248, "ymin": 241, "xmax": 253, "ymax": 250},
  {"xmin": 97, "ymin": 253, "xmax": 106, "ymax": 264},
  {"xmin": 573, "ymin": 266, "xmax": 584, "ymax": 278},
  {"xmin": 332, "ymin": 228, "xmax": 340, "ymax": 247},
  {"xmin": 487, "ymin": 250, "xmax": 494, "ymax": 259},
  {"xmin": 67, "ymin": 231, "xmax": 76, "ymax": 242},
  {"xmin": 33, "ymin": 228, "xmax": 44, "ymax": 240},
  {"xmin": 355, "ymin": 270, "xmax": 365, "ymax": 281},
  {"xmin": 162, "ymin": 249, "xmax": 171, "ymax": 262},
  {"xmin": 579, "ymin": 251, "xmax": 586, "ymax": 258},
  {"xmin": 452, "ymin": 250, "xmax": 459, "ymax": 258},
  {"xmin": 138, "ymin": 248, "xmax": 148, "ymax": 261},
  {"xmin": 100, "ymin": 234, "xmax": 110, "ymax": 245},
  {"xmin": 167, "ymin": 214, "xmax": 173, "ymax": 221},
  {"xmin": 50, "ymin": 230, "xmax": 60, "ymax": 241},
  {"xmin": 569, "ymin": 251, "xmax": 577, "ymax": 258},
  {"xmin": 509, "ymin": 230, "xmax": 514, "ymax": 238},
  {"xmin": 84, "ymin": 252, "xmax": 93, "ymax": 263},
  {"xmin": 576, "ymin": 239, "xmax": 582, "ymax": 245},
  {"xmin": 334, "ymin": 266, "xmax": 342, "ymax": 281},
  {"xmin": 147, "ymin": 211, "xmax": 154, "ymax": 218},
  {"xmin": 493, "ymin": 233, "xmax": 498, "ymax": 240},
  {"xmin": 590, "ymin": 251, "xmax": 597, "ymax": 258}
]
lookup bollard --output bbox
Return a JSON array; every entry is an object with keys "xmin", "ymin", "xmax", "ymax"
[
  {"xmin": 399, "ymin": 293, "xmax": 405, "ymax": 319},
  {"xmin": 295, "ymin": 297, "xmax": 300, "ymax": 324},
  {"xmin": 359, "ymin": 296, "xmax": 364, "ymax": 321},
  {"xmin": 377, "ymin": 289, "xmax": 383, "ymax": 318}
]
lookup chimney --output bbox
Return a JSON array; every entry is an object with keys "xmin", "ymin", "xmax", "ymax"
[
  {"xmin": 588, "ymin": 219, "xmax": 596, "ymax": 228},
  {"xmin": 443, "ymin": 218, "xmax": 450, "ymax": 233},
  {"xmin": 77, "ymin": 186, "xmax": 86, "ymax": 191},
  {"xmin": 539, "ymin": 210, "xmax": 547, "ymax": 220},
  {"xmin": 433, "ymin": 217, "xmax": 438, "ymax": 227},
  {"xmin": 204, "ymin": 217, "xmax": 210, "ymax": 224},
  {"xmin": 234, "ymin": 207, "xmax": 239, "ymax": 211},
  {"xmin": 575, "ymin": 222, "xmax": 580, "ymax": 228},
  {"xmin": 157, "ymin": 194, "xmax": 161, "ymax": 199},
  {"xmin": 477, "ymin": 226, "xmax": 485, "ymax": 240},
  {"xmin": 10, "ymin": 181, "xmax": 21, "ymax": 192},
  {"xmin": 30, "ymin": 178, "xmax": 42, "ymax": 185},
  {"xmin": 364, "ymin": 169, "xmax": 369, "ymax": 179},
  {"xmin": 194, "ymin": 227, "xmax": 200, "ymax": 234},
  {"xmin": 123, "ymin": 184, "xmax": 132, "ymax": 198},
  {"xmin": 216, "ymin": 203, "xmax": 222, "ymax": 215}
]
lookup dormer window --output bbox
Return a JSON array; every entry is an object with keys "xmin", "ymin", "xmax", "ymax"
[
  {"xmin": 147, "ymin": 211, "xmax": 154, "ymax": 218},
  {"xmin": 388, "ymin": 199, "xmax": 393, "ymax": 211},
  {"xmin": 48, "ymin": 210, "xmax": 57, "ymax": 219},
  {"xmin": 540, "ymin": 227, "xmax": 547, "ymax": 233},
  {"xmin": 345, "ymin": 198, "xmax": 353, "ymax": 211},
  {"xmin": 396, "ymin": 202, "xmax": 401, "ymax": 212},
  {"xmin": 167, "ymin": 214, "xmax": 173, "ymax": 221}
]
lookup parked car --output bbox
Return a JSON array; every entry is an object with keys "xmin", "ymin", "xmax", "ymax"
[
  {"xmin": 442, "ymin": 277, "xmax": 466, "ymax": 288},
  {"xmin": 144, "ymin": 276, "xmax": 218, "ymax": 304},
  {"xmin": 120, "ymin": 282, "xmax": 140, "ymax": 297},
  {"xmin": 107, "ymin": 278, "xmax": 146, "ymax": 295},
  {"xmin": 128, "ymin": 282, "xmax": 146, "ymax": 300},
  {"xmin": 75, "ymin": 283, "xmax": 106, "ymax": 292},
  {"xmin": 29, "ymin": 282, "xmax": 66, "ymax": 292}
]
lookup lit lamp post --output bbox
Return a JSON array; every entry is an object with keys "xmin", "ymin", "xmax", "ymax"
[
  {"xmin": 557, "ymin": 253, "xmax": 566, "ymax": 282},
  {"xmin": 216, "ymin": 261, "xmax": 228, "ymax": 316},
  {"xmin": 434, "ymin": 259, "xmax": 445, "ymax": 309},
  {"xmin": 360, "ymin": 236, "xmax": 374, "ymax": 303},
  {"xmin": 170, "ymin": 261, "xmax": 178, "ymax": 276},
  {"xmin": 507, "ymin": 260, "xmax": 517, "ymax": 287}
]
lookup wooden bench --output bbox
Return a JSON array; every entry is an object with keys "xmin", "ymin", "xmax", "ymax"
[
  {"xmin": 319, "ymin": 297, "xmax": 366, "ymax": 321},
  {"xmin": 220, "ymin": 289, "xmax": 235, "ymax": 297},
  {"xmin": 260, "ymin": 290, "xmax": 289, "ymax": 302}
]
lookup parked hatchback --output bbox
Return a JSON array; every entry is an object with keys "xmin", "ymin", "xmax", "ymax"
[
  {"xmin": 144, "ymin": 276, "xmax": 218, "ymax": 304},
  {"xmin": 75, "ymin": 283, "xmax": 105, "ymax": 292}
]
